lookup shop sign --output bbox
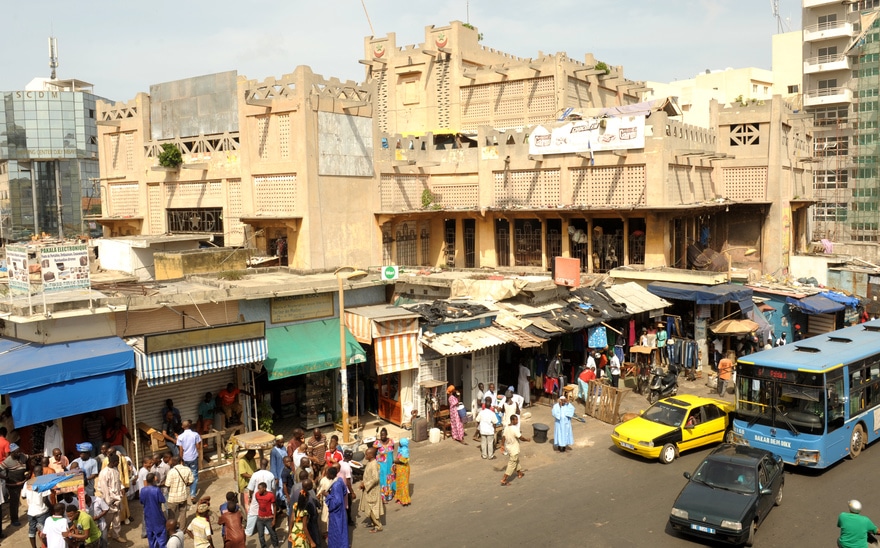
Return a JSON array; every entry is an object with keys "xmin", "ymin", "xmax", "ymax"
[
  {"xmin": 271, "ymin": 293, "xmax": 334, "ymax": 323},
  {"xmin": 144, "ymin": 321, "xmax": 265, "ymax": 354},
  {"xmin": 380, "ymin": 266, "xmax": 399, "ymax": 281},
  {"xmin": 6, "ymin": 245, "xmax": 29, "ymax": 295},
  {"xmin": 39, "ymin": 245, "xmax": 90, "ymax": 292}
]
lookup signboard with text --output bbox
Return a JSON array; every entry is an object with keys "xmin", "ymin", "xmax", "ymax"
[
  {"xmin": 6, "ymin": 245, "xmax": 29, "ymax": 295},
  {"xmin": 39, "ymin": 245, "xmax": 90, "ymax": 292},
  {"xmin": 529, "ymin": 115, "xmax": 646, "ymax": 155},
  {"xmin": 271, "ymin": 293, "xmax": 334, "ymax": 324}
]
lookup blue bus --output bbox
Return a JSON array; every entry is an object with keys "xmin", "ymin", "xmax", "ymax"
[{"xmin": 729, "ymin": 320, "xmax": 880, "ymax": 468}]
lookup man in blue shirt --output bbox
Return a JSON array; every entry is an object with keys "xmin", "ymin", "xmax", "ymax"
[
  {"xmin": 139, "ymin": 473, "xmax": 166, "ymax": 548},
  {"xmin": 70, "ymin": 443, "xmax": 99, "ymax": 497},
  {"xmin": 175, "ymin": 421, "xmax": 201, "ymax": 503}
]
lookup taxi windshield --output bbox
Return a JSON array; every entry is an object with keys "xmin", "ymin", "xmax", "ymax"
[{"xmin": 643, "ymin": 402, "xmax": 687, "ymax": 428}]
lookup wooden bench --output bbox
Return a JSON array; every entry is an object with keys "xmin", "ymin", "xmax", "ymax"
[{"xmin": 434, "ymin": 409, "xmax": 452, "ymax": 439}]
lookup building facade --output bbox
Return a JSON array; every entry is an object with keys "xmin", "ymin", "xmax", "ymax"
[
  {"xmin": 370, "ymin": 22, "xmax": 813, "ymax": 278},
  {"xmin": 802, "ymin": 0, "xmax": 880, "ymax": 245},
  {"xmin": 0, "ymin": 78, "xmax": 101, "ymax": 240},
  {"xmin": 96, "ymin": 68, "xmax": 378, "ymax": 270}
]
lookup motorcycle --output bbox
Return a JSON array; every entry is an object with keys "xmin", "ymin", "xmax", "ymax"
[
  {"xmin": 648, "ymin": 363, "xmax": 679, "ymax": 404},
  {"xmin": 636, "ymin": 362, "xmax": 651, "ymax": 395}
]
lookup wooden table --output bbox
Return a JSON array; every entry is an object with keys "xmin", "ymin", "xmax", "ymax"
[{"xmin": 229, "ymin": 430, "xmax": 276, "ymax": 488}]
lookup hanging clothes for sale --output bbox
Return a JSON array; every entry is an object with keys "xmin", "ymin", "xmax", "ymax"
[
  {"xmin": 629, "ymin": 319, "xmax": 636, "ymax": 347},
  {"xmin": 588, "ymin": 326, "xmax": 608, "ymax": 349}
]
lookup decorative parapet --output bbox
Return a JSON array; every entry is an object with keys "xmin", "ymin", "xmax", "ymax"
[{"xmin": 98, "ymin": 96, "xmax": 140, "ymax": 122}]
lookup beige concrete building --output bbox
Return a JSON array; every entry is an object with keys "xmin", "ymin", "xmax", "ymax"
[
  {"xmin": 96, "ymin": 67, "xmax": 378, "ymax": 271},
  {"xmin": 371, "ymin": 22, "xmax": 814, "ymax": 279},
  {"xmin": 643, "ymin": 30, "xmax": 803, "ymax": 129}
]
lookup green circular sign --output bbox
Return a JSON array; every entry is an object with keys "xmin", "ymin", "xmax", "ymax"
[{"xmin": 384, "ymin": 266, "xmax": 396, "ymax": 279}]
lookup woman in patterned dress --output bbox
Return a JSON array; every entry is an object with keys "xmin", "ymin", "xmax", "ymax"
[
  {"xmin": 373, "ymin": 428, "xmax": 396, "ymax": 502},
  {"xmin": 447, "ymin": 385, "xmax": 468, "ymax": 445}
]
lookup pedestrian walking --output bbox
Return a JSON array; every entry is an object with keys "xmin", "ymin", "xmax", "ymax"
[
  {"xmin": 500, "ymin": 415, "xmax": 530, "ymax": 486},
  {"xmin": 838, "ymin": 499, "xmax": 878, "ymax": 548},
  {"xmin": 717, "ymin": 351, "xmax": 735, "ymax": 397},
  {"xmin": 139, "ymin": 472, "xmax": 166, "ymax": 548},
  {"xmin": 359, "ymin": 447, "xmax": 384, "ymax": 533}
]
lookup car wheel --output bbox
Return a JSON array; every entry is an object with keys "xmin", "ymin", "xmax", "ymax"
[
  {"xmin": 850, "ymin": 424, "xmax": 866, "ymax": 459},
  {"xmin": 745, "ymin": 520, "xmax": 757, "ymax": 547},
  {"xmin": 774, "ymin": 482, "xmax": 783, "ymax": 506},
  {"xmin": 659, "ymin": 443, "xmax": 677, "ymax": 464}
]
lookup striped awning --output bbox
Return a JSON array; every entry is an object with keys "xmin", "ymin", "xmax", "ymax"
[
  {"xmin": 134, "ymin": 338, "xmax": 268, "ymax": 388},
  {"xmin": 345, "ymin": 306, "xmax": 421, "ymax": 375}
]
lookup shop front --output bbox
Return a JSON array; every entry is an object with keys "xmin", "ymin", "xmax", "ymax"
[
  {"xmin": 0, "ymin": 336, "xmax": 135, "ymax": 457},
  {"xmin": 130, "ymin": 322, "xmax": 268, "ymax": 463},
  {"xmin": 344, "ymin": 305, "xmax": 421, "ymax": 426},
  {"xmin": 263, "ymin": 318, "xmax": 366, "ymax": 430}
]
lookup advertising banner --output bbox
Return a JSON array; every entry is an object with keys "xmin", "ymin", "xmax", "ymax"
[
  {"xmin": 528, "ymin": 115, "xmax": 646, "ymax": 156},
  {"xmin": 39, "ymin": 245, "xmax": 90, "ymax": 292},
  {"xmin": 6, "ymin": 245, "xmax": 29, "ymax": 295}
]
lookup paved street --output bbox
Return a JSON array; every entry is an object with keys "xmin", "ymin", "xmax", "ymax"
[{"xmin": 6, "ymin": 376, "xmax": 880, "ymax": 547}]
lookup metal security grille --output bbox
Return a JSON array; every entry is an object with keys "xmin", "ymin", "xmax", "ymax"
[
  {"xmin": 514, "ymin": 219, "xmax": 542, "ymax": 267},
  {"xmin": 495, "ymin": 219, "xmax": 510, "ymax": 267},
  {"xmin": 167, "ymin": 207, "xmax": 224, "ymax": 233},
  {"xmin": 463, "ymin": 219, "xmax": 476, "ymax": 268},
  {"xmin": 382, "ymin": 225, "xmax": 393, "ymax": 266},
  {"xmin": 420, "ymin": 223, "xmax": 431, "ymax": 266},
  {"xmin": 444, "ymin": 219, "xmax": 456, "ymax": 267},
  {"xmin": 396, "ymin": 222, "xmax": 418, "ymax": 265},
  {"xmin": 546, "ymin": 219, "xmax": 561, "ymax": 263}
]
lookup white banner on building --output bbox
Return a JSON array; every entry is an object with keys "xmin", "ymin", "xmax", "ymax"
[
  {"xmin": 39, "ymin": 245, "xmax": 90, "ymax": 292},
  {"xmin": 528, "ymin": 115, "xmax": 646, "ymax": 155},
  {"xmin": 6, "ymin": 245, "xmax": 29, "ymax": 295}
]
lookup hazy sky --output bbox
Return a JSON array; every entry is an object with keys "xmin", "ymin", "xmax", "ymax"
[{"xmin": 2, "ymin": 0, "xmax": 802, "ymax": 102}]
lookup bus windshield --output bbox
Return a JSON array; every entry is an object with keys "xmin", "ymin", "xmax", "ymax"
[{"xmin": 736, "ymin": 367, "xmax": 827, "ymax": 436}]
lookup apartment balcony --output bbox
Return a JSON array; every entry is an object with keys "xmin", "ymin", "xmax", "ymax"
[
  {"xmin": 804, "ymin": 20, "xmax": 854, "ymax": 42},
  {"xmin": 804, "ymin": 86, "xmax": 853, "ymax": 107},
  {"xmin": 804, "ymin": 0, "xmax": 845, "ymax": 7},
  {"xmin": 804, "ymin": 53, "xmax": 852, "ymax": 74}
]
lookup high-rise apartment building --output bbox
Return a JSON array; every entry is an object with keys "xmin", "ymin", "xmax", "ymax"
[{"xmin": 803, "ymin": 0, "xmax": 880, "ymax": 243}]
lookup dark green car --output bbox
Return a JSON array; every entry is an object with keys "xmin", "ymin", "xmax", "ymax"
[{"xmin": 669, "ymin": 444, "xmax": 784, "ymax": 546}]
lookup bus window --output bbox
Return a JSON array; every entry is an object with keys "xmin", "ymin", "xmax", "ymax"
[
  {"xmin": 778, "ymin": 384, "xmax": 825, "ymax": 434},
  {"xmin": 827, "ymin": 370, "xmax": 845, "ymax": 432}
]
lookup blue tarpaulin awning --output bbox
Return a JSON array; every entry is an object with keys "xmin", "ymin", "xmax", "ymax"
[
  {"xmin": 646, "ymin": 282, "xmax": 754, "ymax": 312},
  {"xmin": 786, "ymin": 294, "xmax": 845, "ymax": 315},
  {"xmin": 0, "ymin": 337, "xmax": 134, "ymax": 427},
  {"xmin": 820, "ymin": 291, "xmax": 860, "ymax": 308}
]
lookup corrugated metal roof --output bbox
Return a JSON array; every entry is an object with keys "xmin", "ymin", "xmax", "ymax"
[
  {"xmin": 606, "ymin": 282, "xmax": 671, "ymax": 314},
  {"xmin": 421, "ymin": 328, "xmax": 507, "ymax": 356},
  {"xmin": 344, "ymin": 304, "xmax": 421, "ymax": 320},
  {"xmin": 485, "ymin": 325, "xmax": 547, "ymax": 349}
]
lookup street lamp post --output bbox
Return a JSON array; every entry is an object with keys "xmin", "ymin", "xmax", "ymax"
[
  {"xmin": 335, "ymin": 266, "xmax": 368, "ymax": 444},
  {"xmin": 723, "ymin": 246, "xmax": 758, "ymax": 282}
]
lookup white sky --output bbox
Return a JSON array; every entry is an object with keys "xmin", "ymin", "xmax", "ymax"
[{"xmin": 2, "ymin": 0, "xmax": 802, "ymax": 102}]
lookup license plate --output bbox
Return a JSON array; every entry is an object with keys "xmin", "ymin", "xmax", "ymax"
[
  {"xmin": 620, "ymin": 442, "xmax": 635, "ymax": 450},
  {"xmin": 690, "ymin": 524, "xmax": 715, "ymax": 534}
]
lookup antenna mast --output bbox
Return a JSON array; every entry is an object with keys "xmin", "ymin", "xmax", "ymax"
[{"xmin": 48, "ymin": 36, "xmax": 58, "ymax": 80}]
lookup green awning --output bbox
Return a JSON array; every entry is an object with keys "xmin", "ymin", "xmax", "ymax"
[{"xmin": 264, "ymin": 318, "xmax": 367, "ymax": 380}]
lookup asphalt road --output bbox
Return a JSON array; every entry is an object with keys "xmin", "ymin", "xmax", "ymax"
[
  {"xmin": 6, "ymin": 378, "xmax": 877, "ymax": 547},
  {"xmin": 351, "ymin": 394, "xmax": 880, "ymax": 548}
]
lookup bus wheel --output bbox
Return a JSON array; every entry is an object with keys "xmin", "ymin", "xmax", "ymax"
[{"xmin": 850, "ymin": 424, "xmax": 865, "ymax": 458}]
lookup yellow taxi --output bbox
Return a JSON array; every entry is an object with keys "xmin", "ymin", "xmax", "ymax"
[{"xmin": 611, "ymin": 394, "xmax": 734, "ymax": 464}]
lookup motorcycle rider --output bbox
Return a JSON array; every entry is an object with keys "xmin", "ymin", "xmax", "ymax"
[{"xmin": 837, "ymin": 499, "xmax": 878, "ymax": 548}]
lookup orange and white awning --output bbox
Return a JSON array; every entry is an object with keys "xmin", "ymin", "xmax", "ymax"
[{"xmin": 344, "ymin": 305, "xmax": 421, "ymax": 375}]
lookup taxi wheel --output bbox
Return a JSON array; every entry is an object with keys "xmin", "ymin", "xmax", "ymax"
[{"xmin": 659, "ymin": 443, "xmax": 677, "ymax": 464}]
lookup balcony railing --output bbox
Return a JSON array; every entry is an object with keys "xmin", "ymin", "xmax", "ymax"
[
  {"xmin": 804, "ymin": 87, "xmax": 853, "ymax": 107},
  {"xmin": 804, "ymin": 20, "xmax": 854, "ymax": 42},
  {"xmin": 804, "ymin": 54, "xmax": 852, "ymax": 74}
]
